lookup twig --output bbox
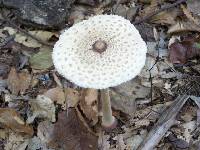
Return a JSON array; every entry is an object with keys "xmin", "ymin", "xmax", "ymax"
[
  {"xmin": 133, "ymin": 0, "xmax": 187, "ymax": 25},
  {"xmin": 1, "ymin": 9, "xmax": 54, "ymax": 47},
  {"xmin": 137, "ymin": 94, "xmax": 190, "ymax": 150}
]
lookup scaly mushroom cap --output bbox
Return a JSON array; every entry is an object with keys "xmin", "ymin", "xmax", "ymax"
[{"xmin": 52, "ymin": 15, "xmax": 147, "ymax": 89}]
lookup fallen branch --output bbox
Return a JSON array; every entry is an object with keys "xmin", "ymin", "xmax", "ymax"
[
  {"xmin": 133, "ymin": 0, "xmax": 187, "ymax": 25},
  {"xmin": 137, "ymin": 94, "xmax": 189, "ymax": 150}
]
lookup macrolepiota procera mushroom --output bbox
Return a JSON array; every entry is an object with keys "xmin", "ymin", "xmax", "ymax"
[{"xmin": 52, "ymin": 15, "xmax": 147, "ymax": 130}]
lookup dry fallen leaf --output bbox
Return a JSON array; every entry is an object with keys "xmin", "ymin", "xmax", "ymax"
[
  {"xmin": 3, "ymin": 27, "xmax": 57, "ymax": 48},
  {"xmin": 167, "ymin": 133, "xmax": 189, "ymax": 149},
  {"xmin": 169, "ymin": 37, "xmax": 200, "ymax": 64},
  {"xmin": 79, "ymin": 89, "xmax": 98, "ymax": 125},
  {"xmin": 186, "ymin": 0, "xmax": 200, "ymax": 16},
  {"xmin": 139, "ymin": 0, "xmax": 159, "ymax": 18},
  {"xmin": 113, "ymin": 134, "xmax": 126, "ymax": 150},
  {"xmin": 44, "ymin": 87, "xmax": 80, "ymax": 110},
  {"xmin": 138, "ymin": 1, "xmax": 178, "ymax": 25},
  {"xmin": 65, "ymin": 88, "xmax": 80, "ymax": 108},
  {"xmin": 168, "ymin": 20, "xmax": 200, "ymax": 34},
  {"xmin": 48, "ymin": 108, "xmax": 98, "ymax": 150},
  {"xmin": 98, "ymin": 133, "xmax": 111, "ymax": 150},
  {"xmin": 44, "ymin": 87, "xmax": 65, "ymax": 107},
  {"xmin": 27, "ymin": 136, "xmax": 52, "ymax": 150},
  {"xmin": 0, "ymin": 108, "xmax": 33, "ymax": 136},
  {"xmin": 181, "ymin": 121, "xmax": 196, "ymax": 143},
  {"xmin": 27, "ymin": 95, "xmax": 56, "ymax": 123},
  {"xmin": 111, "ymin": 78, "xmax": 150, "ymax": 117},
  {"xmin": 7, "ymin": 68, "xmax": 31, "ymax": 95},
  {"xmin": 29, "ymin": 48, "xmax": 53, "ymax": 70},
  {"xmin": 181, "ymin": 4, "xmax": 199, "ymax": 25},
  {"xmin": 150, "ymin": 9, "xmax": 179, "ymax": 25},
  {"xmin": 37, "ymin": 121, "xmax": 54, "ymax": 144},
  {"xmin": 4, "ymin": 131, "xmax": 29, "ymax": 150}
]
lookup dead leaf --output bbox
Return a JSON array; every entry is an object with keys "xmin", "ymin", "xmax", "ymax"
[
  {"xmin": 27, "ymin": 136, "xmax": 52, "ymax": 150},
  {"xmin": 27, "ymin": 95, "xmax": 56, "ymax": 123},
  {"xmin": 150, "ymin": 9, "xmax": 179, "ymax": 25},
  {"xmin": 125, "ymin": 134, "xmax": 144, "ymax": 150},
  {"xmin": 44, "ymin": 87, "xmax": 65, "ymax": 107},
  {"xmin": 139, "ymin": 0, "xmax": 159, "ymax": 18},
  {"xmin": 181, "ymin": 4, "xmax": 199, "ymax": 25},
  {"xmin": 98, "ymin": 133, "xmax": 111, "ymax": 150},
  {"xmin": 192, "ymin": 64, "xmax": 200, "ymax": 74},
  {"xmin": 4, "ymin": 131, "xmax": 29, "ymax": 150},
  {"xmin": 111, "ymin": 78, "xmax": 150, "ymax": 117},
  {"xmin": 3, "ymin": 27, "xmax": 57, "ymax": 48},
  {"xmin": 138, "ymin": 1, "xmax": 178, "ymax": 25},
  {"xmin": 167, "ymin": 133, "xmax": 189, "ymax": 149},
  {"xmin": 65, "ymin": 88, "xmax": 80, "ymax": 108},
  {"xmin": 0, "ymin": 108, "xmax": 33, "ymax": 136},
  {"xmin": 37, "ymin": 121, "xmax": 54, "ymax": 144},
  {"xmin": 134, "ymin": 119, "xmax": 150, "ymax": 128},
  {"xmin": 48, "ymin": 109, "xmax": 98, "ymax": 150},
  {"xmin": 182, "ymin": 121, "xmax": 196, "ymax": 143},
  {"xmin": 169, "ymin": 37, "xmax": 200, "ymax": 64},
  {"xmin": 113, "ymin": 134, "xmax": 126, "ymax": 150},
  {"xmin": 0, "ymin": 63, "xmax": 10, "ymax": 77},
  {"xmin": 29, "ymin": 48, "xmax": 53, "ymax": 70},
  {"xmin": 186, "ymin": 0, "xmax": 200, "ymax": 16},
  {"xmin": 79, "ymin": 89, "xmax": 98, "ymax": 125},
  {"xmin": 168, "ymin": 20, "xmax": 200, "ymax": 34},
  {"xmin": 7, "ymin": 68, "xmax": 31, "ymax": 95},
  {"xmin": 52, "ymin": 72, "xmax": 62, "ymax": 87},
  {"xmin": 44, "ymin": 87, "xmax": 80, "ymax": 110}
]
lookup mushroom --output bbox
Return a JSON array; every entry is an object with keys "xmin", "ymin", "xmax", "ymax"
[{"xmin": 52, "ymin": 15, "xmax": 147, "ymax": 130}]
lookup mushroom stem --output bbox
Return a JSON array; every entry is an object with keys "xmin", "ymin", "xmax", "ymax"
[{"xmin": 100, "ymin": 88, "xmax": 117, "ymax": 129}]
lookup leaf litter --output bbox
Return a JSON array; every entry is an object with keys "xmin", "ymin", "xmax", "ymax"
[{"xmin": 0, "ymin": 0, "xmax": 200, "ymax": 149}]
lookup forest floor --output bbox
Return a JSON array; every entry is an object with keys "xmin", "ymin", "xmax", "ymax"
[{"xmin": 0, "ymin": 0, "xmax": 200, "ymax": 149}]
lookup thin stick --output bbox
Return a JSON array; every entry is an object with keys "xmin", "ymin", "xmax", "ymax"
[
  {"xmin": 138, "ymin": 94, "xmax": 189, "ymax": 150},
  {"xmin": 133, "ymin": 0, "xmax": 187, "ymax": 25}
]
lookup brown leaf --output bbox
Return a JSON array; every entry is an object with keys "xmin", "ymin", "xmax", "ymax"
[
  {"xmin": 44, "ymin": 87, "xmax": 65, "ymax": 105},
  {"xmin": 181, "ymin": 4, "xmax": 199, "ymax": 25},
  {"xmin": 79, "ymin": 89, "xmax": 98, "ymax": 125},
  {"xmin": 65, "ymin": 88, "xmax": 80, "ymax": 108},
  {"xmin": 48, "ymin": 109, "xmax": 98, "ymax": 150},
  {"xmin": 168, "ymin": 20, "xmax": 200, "ymax": 34},
  {"xmin": 0, "ymin": 108, "xmax": 33, "ymax": 136},
  {"xmin": 7, "ymin": 68, "xmax": 31, "ymax": 95},
  {"xmin": 138, "ymin": 1, "xmax": 178, "ymax": 25},
  {"xmin": 139, "ymin": 0, "xmax": 159, "ymax": 18},
  {"xmin": 169, "ymin": 37, "xmax": 200, "ymax": 64},
  {"xmin": 44, "ymin": 87, "xmax": 80, "ymax": 109},
  {"xmin": 150, "ymin": 9, "xmax": 179, "ymax": 25}
]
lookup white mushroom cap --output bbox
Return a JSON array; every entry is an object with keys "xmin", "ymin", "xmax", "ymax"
[{"xmin": 52, "ymin": 15, "xmax": 147, "ymax": 89}]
